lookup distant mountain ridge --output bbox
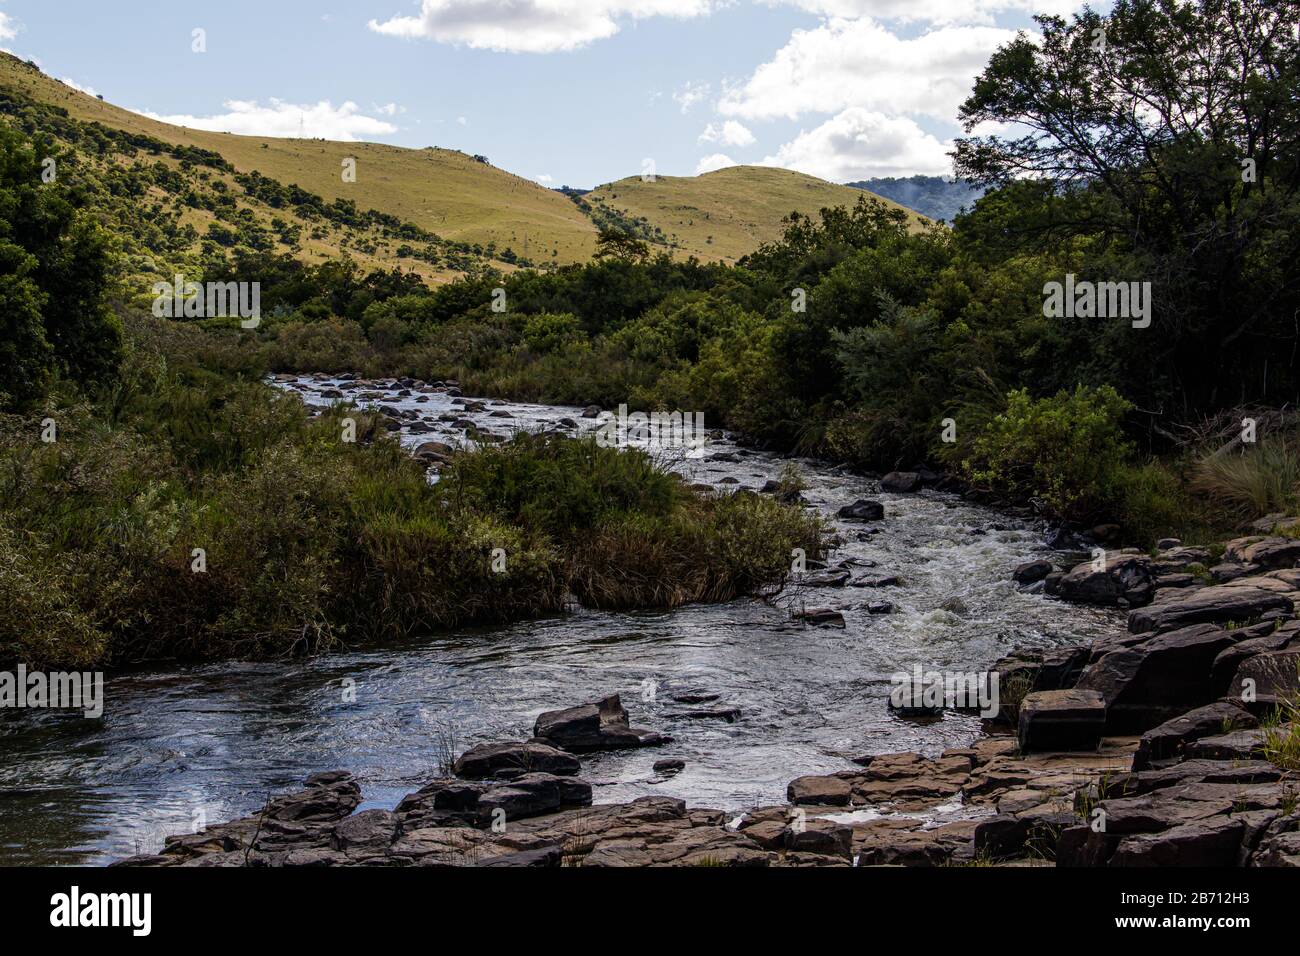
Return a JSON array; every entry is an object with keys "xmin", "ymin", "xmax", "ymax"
[{"xmin": 846, "ymin": 176, "xmax": 985, "ymax": 224}]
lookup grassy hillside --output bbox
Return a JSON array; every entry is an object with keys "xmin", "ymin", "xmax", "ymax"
[
  {"xmin": 585, "ymin": 165, "xmax": 928, "ymax": 263},
  {"xmin": 0, "ymin": 52, "xmax": 597, "ymax": 267},
  {"xmin": 0, "ymin": 52, "xmax": 919, "ymax": 274}
]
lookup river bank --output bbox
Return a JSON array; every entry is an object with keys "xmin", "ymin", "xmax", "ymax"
[
  {"xmin": 1, "ymin": 374, "xmax": 1128, "ymax": 864},
  {"xmin": 12, "ymin": 374, "xmax": 1296, "ymax": 867}
]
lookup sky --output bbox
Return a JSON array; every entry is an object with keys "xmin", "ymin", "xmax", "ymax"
[{"xmin": 0, "ymin": 0, "xmax": 1096, "ymax": 189}]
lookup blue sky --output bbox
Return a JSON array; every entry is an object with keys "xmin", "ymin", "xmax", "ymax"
[{"xmin": 0, "ymin": 1, "xmax": 1093, "ymax": 189}]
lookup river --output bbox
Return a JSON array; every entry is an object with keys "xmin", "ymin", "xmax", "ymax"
[{"xmin": 0, "ymin": 376, "xmax": 1124, "ymax": 864}]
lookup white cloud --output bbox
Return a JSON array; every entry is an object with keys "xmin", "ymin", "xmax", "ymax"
[
  {"xmin": 369, "ymin": 0, "xmax": 713, "ymax": 54},
  {"xmin": 695, "ymin": 152, "xmax": 736, "ymax": 175},
  {"xmin": 535, "ymin": 173, "xmax": 554, "ymax": 183},
  {"xmin": 374, "ymin": 102, "xmax": 405, "ymax": 116},
  {"xmin": 720, "ymin": 17, "xmax": 1020, "ymax": 122},
  {"xmin": 762, "ymin": 107, "xmax": 952, "ymax": 180},
  {"xmin": 60, "ymin": 77, "xmax": 99, "ymax": 98},
  {"xmin": 673, "ymin": 80, "xmax": 711, "ymax": 114},
  {"xmin": 135, "ymin": 99, "xmax": 399, "ymax": 141},
  {"xmin": 699, "ymin": 120, "xmax": 755, "ymax": 147},
  {"xmin": 0, "ymin": 12, "xmax": 19, "ymax": 41},
  {"xmin": 765, "ymin": 0, "xmax": 1081, "ymax": 27}
]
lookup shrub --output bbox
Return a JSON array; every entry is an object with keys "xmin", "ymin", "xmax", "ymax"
[{"xmin": 962, "ymin": 385, "xmax": 1133, "ymax": 521}]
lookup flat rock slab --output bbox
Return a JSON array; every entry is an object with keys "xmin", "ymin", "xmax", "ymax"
[{"xmin": 1128, "ymin": 585, "xmax": 1292, "ymax": 635}]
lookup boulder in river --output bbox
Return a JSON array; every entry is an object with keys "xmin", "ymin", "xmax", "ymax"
[
  {"xmin": 795, "ymin": 608, "xmax": 846, "ymax": 628},
  {"xmin": 880, "ymin": 471, "xmax": 922, "ymax": 493},
  {"xmin": 838, "ymin": 499, "xmax": 885, "ymax": 521},
  {"xmin": 533, "ymin": 695, "xmax": 669, "ymax": 753},
  {"xmin": 1013, "ymin": 560, "xmax": 1053, "ymax": 585},
  {"xmin": 1056, "ymin": 553, "xmax": 1154, "ymax": 607}
]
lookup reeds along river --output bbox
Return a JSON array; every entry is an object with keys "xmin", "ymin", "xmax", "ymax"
[{"xmin": 0, "ymin": 376, "xmax": 1124, "ymax": 864}]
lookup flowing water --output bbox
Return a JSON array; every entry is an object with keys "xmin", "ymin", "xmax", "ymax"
[{"xmin": 0, "ymin": 376, "xmax": 1125, "ymax": 864}]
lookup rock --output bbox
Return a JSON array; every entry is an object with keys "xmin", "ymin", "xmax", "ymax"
[
  {"xmin": 533, "ymin": 695, "xmax": 669, "ymax": 752},
  {"xmin": 1017, "ymin": 689, "xmax": 1106, "ymax": 753},
  {"xmin": 1090, "ymin": 523, "xmax": 1122, "ymax": 543},
  {"xmin": 1108, "ymin": 817, "xmax": 1247, "ymax": 867},
  {"xmin": 1013, "ymin": 560, "xmax": 1053, "ymax": 584},
  {"xmin": 1156, "ymin": 537, "xmax": 1182, "ymax": 550},
  {"xmin": 1184, "ymin": 728, "xmax": 1270, "ymax": 761},
  {"xmin": 1132, "ymin": 701, "xmax": 1258, "ymax": 770},
  {"xmin": 803, "ymin": 568, "xmax": 851, "ymax": 588},
  {"xmin": 1211, "ymin": 562, "xmax": 1262, "ymax": 582},
  {"xmin": 672, "ymin": 706, "xmax": 741, "ymax": 722},
  {"xmin": 1231, "ymin": 648, "xmax": 1300, "ymax": 704},
  {"xmin": 581, "ymin": 405, "xmax": 601, "ymax": 418},
  {"xmin": 265, "ymin": 771, "xmax": 362, "ymax": 824},
  {"xmin": 479, "ymin": 845, "xmax": 564, "ymax": 867},
  {"xmin": 867, "ymin": 601, "xmax": 894, "ymax": 615},
  {"xmin": 1034, "ymin": 645, "xmax": 1090, "ymax": 691},
  {"xmin": 849, "ymin": 752, "xmax": 971, "ymax": 808},
  {"xmin": 1076, "ymin": 624, "xmax": 1237, "ymax": 732},
  {"xmin": 786, "ymin": 775, "xmax": 852, "ymax": 806},
  {"xmin": 1224, "ymin": 535, "xmax": 1300, "ymax": 570},
  {"xmin": 785, "ymin": 820, "xmax": 853, "ymax": 859},
  {"xmin": 880, "ymin": 471, "xmax": 922, "ymax": 493},
  {"xmin": 1212, "ymin": 631, "xmax": 1300, "ymax": 695},
  {"xmin": 653, "ymin": 759, "xmax": 686, "ymax": 775},
  {"xmin": 1128, "ymin": 585, "xmax": 1292, "ymax": 634},
  {"xmin": 453, "ymin": 740, "xmax": 581, "ymax": 779},
  {"xmin": 837, "ymin": 499, "xmax": 885, "ymax": 521},
  {"xmin": 331, "ymin": 809, "xmax": 397, "ymax": 854},
  {"xmin": 1056, "ymin": 554, "xmax": 1154, "ymax": 607},
  {"xmin": 396, "ymin": 773, "xmax": 592, "ymax": 828},
  {"xmin": 795, "ymin": 608, "xmax": 845, "ymax": 628}
]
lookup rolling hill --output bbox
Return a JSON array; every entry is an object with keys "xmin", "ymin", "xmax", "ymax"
[
  {"xmin": 586, "ymin": 165, "xmax": 926, "ymax": 263},
  {"xmin": 0, "ymin": 51, "xmax": 923, "ymax": 278}
]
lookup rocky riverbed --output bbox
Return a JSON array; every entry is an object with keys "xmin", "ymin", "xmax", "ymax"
[{"xmin": 8, "ymin": 374, "xmax": 1298, "ymax": 866}]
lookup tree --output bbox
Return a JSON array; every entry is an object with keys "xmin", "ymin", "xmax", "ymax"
[
  {"xmin": 0, "ymin": 127, "xmax": 122, "ymax": 406},
  {"xmin": 593, "ymin": 230, "xmax": 651, "ymax": 265},
  {"xmin": 954, "ymin": 0, "xmax": 1300, "ymax": 413}
]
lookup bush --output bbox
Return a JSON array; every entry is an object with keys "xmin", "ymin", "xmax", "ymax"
[
  {"xmin": 0, "ymin": 321, "xmax": 826, "ymax": 668},
  {"xmin": 962, "ymin": 385, "xmax": 1133, "ymax": 522}
]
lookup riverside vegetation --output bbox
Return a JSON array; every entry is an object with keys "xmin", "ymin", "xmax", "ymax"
[{"xmin": 4, "ymin": 0, "xmax": 1300, "ymax": 669}]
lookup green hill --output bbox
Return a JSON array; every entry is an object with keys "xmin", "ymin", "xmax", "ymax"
[{"xmin": 0, "ymin": 51, "xmax": 920, "ymax": 279}]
